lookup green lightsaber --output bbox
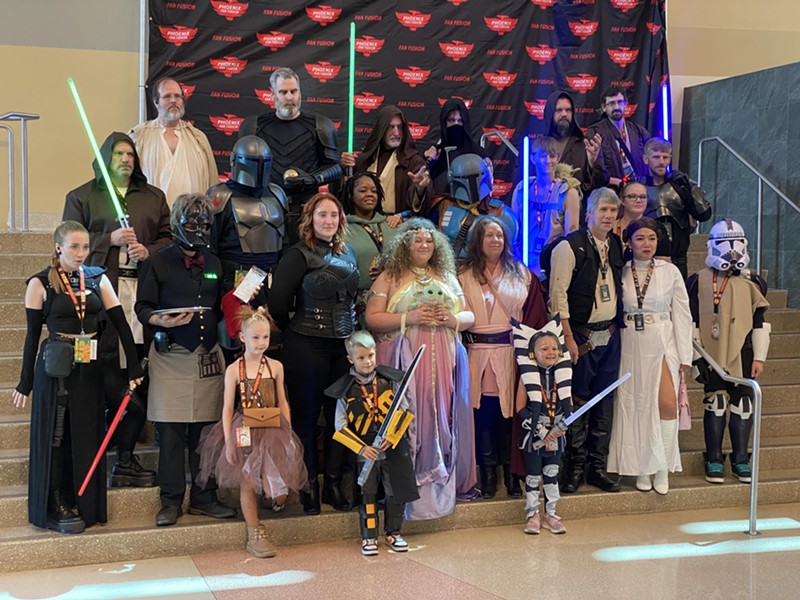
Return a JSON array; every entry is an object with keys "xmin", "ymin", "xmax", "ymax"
[
  {"xmin": 67, "ymin": 77, "xmax": 129, "ymax": 227},
  {"xmin": 347, "ymin": 21, "xmax": 355, "ymax": 154}
]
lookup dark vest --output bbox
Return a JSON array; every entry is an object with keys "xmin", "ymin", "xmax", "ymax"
[
  {"xmin": 289, "ymin": 243, "xmax": 358, "ymax": 338},
  {"xmin": 564, "ymin": 229, "xmax": 623, "ymax": 326}
]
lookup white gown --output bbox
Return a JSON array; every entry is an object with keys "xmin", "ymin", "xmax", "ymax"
[{"xmin": 608, "ymin": 259, "xmax": 693, "ymax": 476}]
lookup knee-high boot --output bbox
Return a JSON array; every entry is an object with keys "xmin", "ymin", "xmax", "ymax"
[{"xmin": 653, "ymin": 419, "xmax": 678, "ymax": 495}]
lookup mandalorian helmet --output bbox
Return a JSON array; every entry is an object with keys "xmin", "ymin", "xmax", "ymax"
[
  {"xmin": 706, "ymin": 219, "xmax": 749, "ymax": 272},
  {"xmin": 449, "ymin": 153, "xmax": 492, "ymax": 204},
  {"xmin": 171, "ymin": 193, "xmax": 212, "ymax": 249},
  {"xmin": 231, "ymin": 135, "xmax": 272, "ymax": 189}
]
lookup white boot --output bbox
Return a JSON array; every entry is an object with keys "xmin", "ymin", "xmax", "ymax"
[
  {"xmin": 636, "ymin": 475, "xmax": 653, "ymax": 492},
  {"xmin": 654, "ymin": 419, "xmax": 678, "ymax": 495}
]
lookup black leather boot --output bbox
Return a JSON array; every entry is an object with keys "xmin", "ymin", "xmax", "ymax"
[
  {"xmin": 480, "ymin": 466, "xmax": 497, "ymax": 499},
  {"xmin": 322, "ymin": 477, "xmax": 351, "ymax": 511},
  {"xmin": 301, "ymin": 479, "xmax": 321, "ymax": 515},
  {"xmin": 47, "ymin": 489, "xmax": 85, "ymax": 534},
  {"xmin": 110, "ymin": 452, "xmax": 157, "ymax": 488},
  {"xmin": 505, "ymin": 468, "xmax": 523, "ymax": 497}
]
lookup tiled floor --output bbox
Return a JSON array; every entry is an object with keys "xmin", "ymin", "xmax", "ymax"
[{"xmin": 2, "ymin": 503, "xmax": 800, "ymax": 599}]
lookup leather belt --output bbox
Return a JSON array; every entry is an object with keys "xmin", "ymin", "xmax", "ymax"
[
  {"xmin": 118, "ymin": 267, "xmax": 138, "ymax": 279},
  {"xmin": 573, "ymin": 323, "xmax": 617, "ymax": 356},
  {"xmin": 624, "ymin": 312, "xmax": 671, "ymax": 324},
  {"xmin": 462, "ymin": 330, "xmax": 511, "ymax": 345}
]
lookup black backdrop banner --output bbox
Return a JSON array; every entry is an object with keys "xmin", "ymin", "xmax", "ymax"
[{"xmin": 148, "ymin": 0, "xmax": 668, "ymax": 201}]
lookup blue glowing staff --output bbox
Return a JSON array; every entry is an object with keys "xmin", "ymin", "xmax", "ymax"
[{"xmin": 522, "ymin": 135, "xmax": 530, "ymax": 267}]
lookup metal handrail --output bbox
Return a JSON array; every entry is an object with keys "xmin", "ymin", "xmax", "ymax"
[
  {"xmin": 693, "ymin": 340, "xmax": 763, "ymax": 536},
  {"xmin": 0, "ymin": 125, "xmax": 13, "ymax": 231},
  {"xmin": 480, "ymin": 130, "xmax": 519, "ymax": 157},
  {"xmin": 0, "ymin": 112, "xmax": 40, "ymax": 231},
  {"xmin": 697, "ymin": 136, "xmax": 800, "ymax": 275}
]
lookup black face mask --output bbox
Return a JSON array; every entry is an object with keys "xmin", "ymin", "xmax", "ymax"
[
  {"xmin": 444, "ymin": 124, "xmax": 467, "ymax": 148},
  {"xmin": 173, "ymin": 207, "xmax": 211, "ymax": 249}
]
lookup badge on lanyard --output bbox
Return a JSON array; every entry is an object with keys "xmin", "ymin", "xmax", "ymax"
[
  {"xmin": 544, "ymin": 438, "xmax": 559, "ymax": 453},
  {"xmin": 74, "ymin": 336, "xmax": 96, "ymax": 363},
  {"xmin": 600, "ymin": 284, "xmax": 611, "ymax": 303},
  {"xmin": 634, "ymin": 314, "xmax": 645, "ymax": 332},
  {"xmin": 235, "ymin": 425, "xmax": 251, "ymax": 448}
]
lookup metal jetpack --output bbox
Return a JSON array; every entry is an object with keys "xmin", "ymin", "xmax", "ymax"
[
  {"xmin": 532, "ymin": 371, "xmax": 631, "ymax": 450},
  {"xmin": 357, "ymin": 344, "xmax": 426, "ymax": 487}
]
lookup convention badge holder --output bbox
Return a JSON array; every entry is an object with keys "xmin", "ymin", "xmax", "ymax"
[
  {"xmin": 600, "ymin": 284, "xmax": 611, "ymax": 303},
  {"xmin": 634, "ymin": 314, "xmax": 645, "ymax": 332},
  {"xmin": 74, "ymin": 336, "xmax": 97, "ymax": 363},
  {"xmin": 235, "ymin": 425, "xmax": 252, "ymax": 448},
  {"xmin": 233, "ymin": 266, "xmax": 267, "ymax": 302},
  {"xmin": 544, "ymin": 439, "xmax": 559, "ymax": 453}
]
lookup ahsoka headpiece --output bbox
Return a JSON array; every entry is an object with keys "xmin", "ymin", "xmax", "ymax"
[
  {"xmin": 511, "ymin": 316, "xmax": 573, "ymax": 450},
  {"xmin": 706, "ymin": 219, "xmax": 749, "ymax": 272}
]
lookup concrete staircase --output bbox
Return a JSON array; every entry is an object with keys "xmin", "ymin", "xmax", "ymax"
[{"xmin": 0, "ymin": 231, "xmax": 799, "ymax": 573}]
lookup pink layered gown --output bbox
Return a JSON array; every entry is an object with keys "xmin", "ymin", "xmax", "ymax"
[{"xmin": 376, "ymin": 276, "xmax": 476, "ymax": 520}]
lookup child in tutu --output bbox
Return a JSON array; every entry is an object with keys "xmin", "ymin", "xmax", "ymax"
[{"xmin": 197, "ymin": 307, "xmax": 307, "ymax": 558}]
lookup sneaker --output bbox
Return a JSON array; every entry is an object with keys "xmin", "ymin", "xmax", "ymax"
[
  {"xmin": 385, "ymin": 533, "xmax": 409, "ymax": 552},
  {"xmin": 542, "ymin": 513, "xmax": 567, "ymax": 534},
  {"xmin": 705, "ymin": 461, "xmax": 725, "ymax": 484},
  {"xmin": 523, "ymin": 512, "xmax": 541, "ymax": 535},
  {"xmin": 246, "ymin": 525, "xmax": 277, "ymax": 558},
  {"xmin": 361, "ymin": 538, "xmax": 379, "ymax": 556},
  {"xmin": 732, "ymin": 462, "xmax": 752, "ymax": 483}
]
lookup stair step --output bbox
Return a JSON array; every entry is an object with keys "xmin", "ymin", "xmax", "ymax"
[
  {"xmin": 767, "ymin": 309, "xmax": 800, "ymax": 333},
  {"xmin": 677, "ymin": 414, "xmax": 800, "ymax": 448},
  {"xmin": 0, "ymin": 255, "xmax": 52, "ymax": 278},
  {"xmin": 1, "ymin": 472, "xmax": 799, "ymax": 573},
  {"xmin": 0, "ymin": 278, "xmax": 28, "ymax": 300},
  {"xmin": 688, "ymin": 384, "xmax": 800, "ymax": 415},
  {"xmin": 0, "ymin": 232, "xmax": 53, "ymax": 255},
  {"xmin": 0, "ymin": 302, "xmax": 26, "ymax": 327},
  {"xmin": 0, "ymin": 385, "xmax": 30, "ymax": 417}
]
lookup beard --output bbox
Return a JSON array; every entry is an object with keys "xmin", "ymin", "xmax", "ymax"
[
  {"xmin": 159, "ymin": 105, "xmax": 185, "ymax": 122},
  {"xmin": 275, "ymin": 97, "xmax": 301, "ymax": 120},
  {"xmin": 384, "ymin": 136, "xmax": 402, "ymax": 149},
  {"xmin": 555, "ymin": 120, "xmax": 571, "ymax": 138}
]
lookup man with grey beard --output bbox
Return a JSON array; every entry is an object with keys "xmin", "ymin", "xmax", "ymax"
[
  {"xmin": 240, "ymin": 68, "xmax": 342, "ymax": 242},
  {"xmin": 129, "ymin": 78, "xmax": 218, "ymax": 207}
]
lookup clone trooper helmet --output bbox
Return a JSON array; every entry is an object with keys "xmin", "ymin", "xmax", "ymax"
[
  {"xmin": 706, "ymin": 219, "xmax": 749, "ymax": 272},
  {"xmin": 449, "ymin": 153, "xmax": 492, "ymax": 204},
  {"xmin": 231, "ymin": 135, "xmax": 272, "ymax": 189},
  {"xmin": 171, "ymin": 194, "xmax": 212, "ymax": 249}
]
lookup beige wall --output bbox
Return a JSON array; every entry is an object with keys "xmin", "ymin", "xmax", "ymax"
[{"xmin": 668, "ymin": 0, "xmax": 800, "ymax": 160}]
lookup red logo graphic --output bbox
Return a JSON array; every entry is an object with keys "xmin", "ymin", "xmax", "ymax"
[
  {"xmin": 610, "ymin": 0, "xmax": 640, "ymax": 13},
  {"xmin": 646, "ymin": 74, "xmax": 669, "ymax": 86},
  {"xmin": 159, "ymin": 25, "xmax": 198, "ymax": 46},
  {"xmin": 218, "ymin": 171, "xmax": 232, "ymax": 183},
  {"xmin": 524, "ymin": 99, "xmax": 547, "ymax": 119},
  {"xmin": 646, "ymin": 22, "xmax": 661, "ymax": 35},
  {"xmin": 305, "ymin": 61, "xmax": 341, "ymax": 83},
  {"xmin": 568, "ymin": 20, "xmax": 599, "ymax": 41},
  {"xmin": 355, "ymin": 35, "xmax": 385, "ymax": 57},
  {"xmin": 438, "ymin": 96, "xmax": 473, "ymax": 109},
  {"xmin": 525, "ymin": 44, "xmax": 557, "ymax": 65},
  {"xmin": 492, "ymin": 179, "xmax": 513, "ymax": 198},
  {"xmin": 254, "ymin": 89, "xmax": 274, "ymax": 108},
  {"xmin": 483, "ymin": 70, "xmax": 518, "ymax": 91},
  {"xmin": 353, "ymin": 92, "xmax": 385, "ymax": 113},
  {"xmin": 178, "ymin": 83, "xmax": 195, "ymax": 100},
  {"xmin": 566, "ymin": 74, "xmax": 598, "ymax": 93},
  {"xmin": 607, "ymin": 47, "xmax": 640, "ymax": 68},
  {"xmin": 447, "ymin": 0, "xmax": 469, "ymax": 6},
  {"xmin": 624, "ymin": 104, "xmax": 638, "ymax": 119},
  {"xmin": 210, "ymin": 57, "xmax": 247, "ymax": 77},
  {"xmin": 395, "ymin": 66, "xmax": 431, "ymax": 87},
  {"xmin": 484, "ymin": 15, "xmax": 518, "ymax": 35},
  {"xmin": 649, "ymin": 102, "xmax": 656, "ymax": 113},
  {"xmin": 482, "ymin": 126, "xmax": 516, "ymax": 144},
  {"xmin": 396, "ymin": 10, "xmax": 431, "ymax": 31},
  {"xmin": 211, "ymin": 0, "xmax": 248, "ymax": 21},
  {"xmin": 256, "ymin": 31, "xmax": 293, "ymax": 51},
  {"xmin": 531, "ymin": 0, "xmax": 556, "ymax": 7},
  {"xmin": 439, "ymin": 40, "xmax": 474, "ymax": 61},
  {"xmin": 209, "ymin": 114, "xmax": 245, "ymax": 135},
  {"xmin": 407, "ymin": 122, "xmax": 431, "ymax": 140},
  {"xmin": 332, "ymin": 121, "xmax": 341, "ymax": 131},
  {"xmin": 305, "ymin": 5, "xmax": 342, "ymax": 26}
]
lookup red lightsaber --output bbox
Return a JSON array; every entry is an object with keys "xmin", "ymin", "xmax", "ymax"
[{"xmin": 78, "ymin": 358, "xmax": 148, "ymax": 497}]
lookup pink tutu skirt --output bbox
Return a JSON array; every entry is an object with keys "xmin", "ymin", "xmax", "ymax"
[{"xmin": 197, "ymin": 413, "xmax": 308, "ymax": 499}]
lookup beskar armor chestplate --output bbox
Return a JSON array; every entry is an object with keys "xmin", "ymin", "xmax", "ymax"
[
  {"xmin": 290, "ymin": 243, "xmax": 359, "ymax": 338},
  {"xmin": 645, "ymin": 182, "xmax": 690, "ymax": 233},
  {"xmin": 208, "ymin": 184, "xmax": 288, "ymax": 255}
]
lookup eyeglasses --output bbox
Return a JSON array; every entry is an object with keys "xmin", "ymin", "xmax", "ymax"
[{"xmin": 622, "ymin": 194, "xmax": 647, "ymax": 201}]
